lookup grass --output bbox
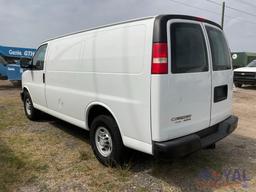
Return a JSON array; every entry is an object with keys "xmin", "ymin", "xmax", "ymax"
[
  {"xmin": 0, "ymin": 97, "xmax": 27, "ymax": 130},
  {"xmin": 0, "ymin": 90, "xmax": 133, "ymax": 191},
  {"xmin": 0, "ymin": 95, "xmax": 39, "ymax": 191}
]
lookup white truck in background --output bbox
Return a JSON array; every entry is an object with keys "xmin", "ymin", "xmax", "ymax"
[{"xmin": 234, "ymin": 60, "xmax": 256, "ymax": 88}]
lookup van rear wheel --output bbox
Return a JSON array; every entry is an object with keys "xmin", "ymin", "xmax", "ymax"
[
  {"xmin": 23, "ymin": 91, "xmax": 40, "ymax": 121},
  {"xmin": 90, "ymin": 115, "xmax": 124, "ymax": 166}
]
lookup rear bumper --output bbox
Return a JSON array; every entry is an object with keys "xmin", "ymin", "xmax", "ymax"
[{"xmin": 153, "ymin": 115, "xmax": 238, "ymax": 157}]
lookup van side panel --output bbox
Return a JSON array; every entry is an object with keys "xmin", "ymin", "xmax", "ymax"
[{"xmin": 45, "ymin": 19, "xmax": 154, "ymax": 154}]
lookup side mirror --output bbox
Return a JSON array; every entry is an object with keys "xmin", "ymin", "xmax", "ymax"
[{"xmin": 20, "ymin": 57, "xmax": 32, "ymax": 69}]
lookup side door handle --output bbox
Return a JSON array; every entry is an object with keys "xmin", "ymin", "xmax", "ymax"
[{"xmin": 43, "ymin": 73, "xmax": 45, "ymax": 84}]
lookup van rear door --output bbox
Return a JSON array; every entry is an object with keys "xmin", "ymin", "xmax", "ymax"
[
  {"xmin": 204, "ymin": 24, "xmax": 233, "ymax": 126},
  {"xmin": 151, "ymin": 19, "xmax": 212, "ymax": 142}
]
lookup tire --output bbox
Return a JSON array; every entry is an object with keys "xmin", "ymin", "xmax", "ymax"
[
  {"xmin": 90, "ymin": 115, "xmax": 125, "ymax": 166},
  {"xmin": 235, "ymin": 83, "xmax": 242, "ymax": 88},
  {"xmin": 204, "ymin": 143, "xmax": 216, "ymax": 150},
  {"xmin": 23, "ymin": 91, "xmax": 40, "ymax": 121}
]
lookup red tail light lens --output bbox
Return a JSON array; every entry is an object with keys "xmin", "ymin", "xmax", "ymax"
[{"xmin": 151, "ymin": 43, "xmax": 168, "ymax": 74}]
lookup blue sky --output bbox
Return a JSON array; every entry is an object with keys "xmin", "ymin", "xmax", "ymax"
[{"xmin": 0, "ymin": 0, "xmax": 256, "ymax": 52}]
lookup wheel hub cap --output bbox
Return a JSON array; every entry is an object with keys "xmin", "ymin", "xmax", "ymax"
[
  {"xmin": 95, "ymin": 127, "xmax": 112, "ymax": 157},
  {"xmin": 25, "ymin": 99, "xmax": 32, "ymax": 115}
]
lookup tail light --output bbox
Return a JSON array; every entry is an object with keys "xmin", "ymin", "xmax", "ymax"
[{"xmin": 151, "ymin": 43, "xmax": 168, "ymax": 74}]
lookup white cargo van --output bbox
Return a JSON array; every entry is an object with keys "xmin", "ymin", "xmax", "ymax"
[{"xmin": 21, "ymin": 15, "xmax": 238, "ymax": 165}]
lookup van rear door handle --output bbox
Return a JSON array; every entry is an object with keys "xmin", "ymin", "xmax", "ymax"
[
  {"xmin": 214, "ymin": 85, "xmax": 228, "ymax": 103},
  {"xmin": 43, "ymin": 73, "xmax": 45, "ymax": 83}
]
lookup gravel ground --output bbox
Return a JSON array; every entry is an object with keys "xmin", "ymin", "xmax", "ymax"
[{"xmin": 0, "ymin": 80, "xmax": 256, "ymax": 192}]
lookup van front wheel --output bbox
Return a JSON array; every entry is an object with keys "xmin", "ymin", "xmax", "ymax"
[
  {"xmin": 23, "ymin": 91, "xmax": 40, "ymax": 121},
  {"xmin": 90, "ymin": 115, "xmax": 124, "ymax": 166}
]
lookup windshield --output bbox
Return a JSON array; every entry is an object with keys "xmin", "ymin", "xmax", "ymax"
[{"xmin": 247, "ymin": 60, "xmax": 256, "ymax": 67}]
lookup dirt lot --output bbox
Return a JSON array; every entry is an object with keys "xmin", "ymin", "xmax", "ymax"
[{"xmin": 0, "ymin": 80, "xmax": 255, "ymax": 192}]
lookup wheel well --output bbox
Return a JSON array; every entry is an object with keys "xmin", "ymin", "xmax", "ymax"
[
  {"xmin": 87, "ymin": 105, "xmax": 115, "ymax": 129},
  {"xmin": 21, "ymin": 87, "xmax": 29, "ymax": 101},
  {"xmin": 23, "ymin": 87, "xmax": 28, "ymax": 93}
]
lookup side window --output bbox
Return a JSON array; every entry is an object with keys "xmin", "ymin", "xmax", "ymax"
[
  {"xmin": 171, "ymin": 23, "xmax": 208, "ymax": 73},
  {"xmin": 206, "ymin": 26, "xmax": 231, "ymax": 71},
  {"xmin": 32, "ymin": 44, "xmax": 47, "ymax": 70}
]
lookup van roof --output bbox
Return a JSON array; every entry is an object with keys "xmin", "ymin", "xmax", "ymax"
[
  {"xmin": 42, "ymin": 14, "xmax": 221, "ymax": 45},
  {"xmin": 42, "ymin": 16, "xmax": 155, "ymax": 44}
]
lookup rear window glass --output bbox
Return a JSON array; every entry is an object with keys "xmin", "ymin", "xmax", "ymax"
[
  {"xmin": 171, "ymin": 23, "xmax": 208, "ymax": 73},
  {"xmin": 206, "ymin": 26, "xmax": 231, "ymax": 71}
]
